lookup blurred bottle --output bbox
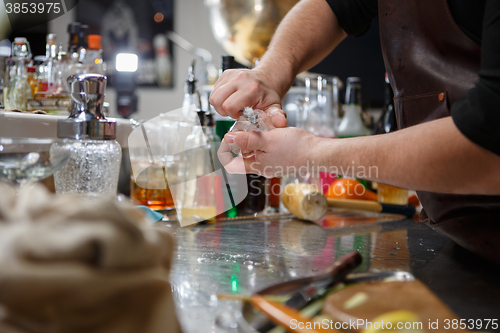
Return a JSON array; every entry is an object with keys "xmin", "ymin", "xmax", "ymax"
[
  {"xmin": 375, "ymin": 74, "xmax": 408, "ymax": 205},
  {"xmin": 5, "ymin": 38, "xmax": 32, "ymax": 110},
  {"xmin": 38, "ymin": 33, "xmax": 58, "ymax": 94},
  {"xmin": 214, "ymin": 55, "xmax": 237, "ymax": 139},
  {"xmin": 337, "ymin": 77, "xmax": 369, "ymax": 138},
  {"xmin": 181, "ymin": 60, "xmax": 199, "ymax": 120},
  {"xmin": 63, "ymin": 23, "xmax": 87, "ymax": 93},
  {"xmin": 26, "ymin": 66, "xmax": 38, "ymax": 97},
  {"xmin": 3, "ymin": 57, "xmax": 14, "ymax": 107},
  {"xmin": 152, "ymin": 34, "xmax": 172, "ymax": 86},
  {"xmin": 84, "ymin": 34, "xmax": 105, "ymax": 75}
]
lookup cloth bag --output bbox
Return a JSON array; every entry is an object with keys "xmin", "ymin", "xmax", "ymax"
[{"xmin": 0, "ymin": 184, "xmax": 181, "ymax": 333}]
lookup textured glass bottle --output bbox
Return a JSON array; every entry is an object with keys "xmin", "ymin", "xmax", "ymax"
[
  {"xmin": 5, "ymin": 38, "xmax": 32, "ymax": 110},
  {"xmin": 51, "ymin": 74, "xmax": 121, "ymax": 198}
]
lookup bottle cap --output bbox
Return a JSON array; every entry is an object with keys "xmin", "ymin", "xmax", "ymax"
[
  {"xmin": 347, "ymin": 77, "xmax": 361, "ymax": 84},
  {"xmin": 57, "ymin": 74, "xmax": 116, "ymax": 140},
  {"xmin": 27, "ymin": 66, "xmax": 36, "ymax": 73},
  {"xmin": 67, "ymin": 22, "xmax": 81, "ymax": 35},
  {"xmin": 46, "ymin": 33, "xmax": 57, "ymax": 44},
  {"xmin": 87, "ymin": 35, "xmax": 102, "ymax": 50},
  {"xmin": 221, "ymin": 55, "xmax": 236, "ymax": 72}
]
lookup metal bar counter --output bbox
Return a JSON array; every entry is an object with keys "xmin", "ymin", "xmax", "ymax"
[{"xmin": 157, "ymin": 212, "xmax": 500, "ymax": 333}]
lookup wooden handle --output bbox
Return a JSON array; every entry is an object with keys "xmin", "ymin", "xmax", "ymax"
[
  {"xmin": 327, "ymin": 198, "xmax": 383, "ymax": 213},
  {"xmin": 251, "ymin": 294, "xmax": 338, "ymax": 333}
]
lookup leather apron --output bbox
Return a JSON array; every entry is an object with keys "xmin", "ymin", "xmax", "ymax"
[{"xmin": 378, "ymin": 0, "xmax": 500, "ymax": 263}]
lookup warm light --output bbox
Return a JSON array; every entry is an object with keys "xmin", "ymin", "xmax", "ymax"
[
  {"xmin": 154, "ymin": 12, "xmax": 164, "ymax": 23},
  {"xmin": 116, "ymin": 53, "xmax": 138, "ymax": 72}
]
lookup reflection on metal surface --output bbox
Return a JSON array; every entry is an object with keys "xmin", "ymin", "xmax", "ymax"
[
  {"xmin": 160, "ymin": 210, "xmax": 499, "ymax": 333},
  {"xmin": 205, "ymin": 0, "xmax": 300, "ymax": 66}
]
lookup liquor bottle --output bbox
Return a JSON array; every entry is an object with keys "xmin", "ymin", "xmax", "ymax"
[
  {"xmin": 337, "ymin": 77, "xmax": 369, "ymax": 138},
  {"xmin": 214, "ymin": 55, "xmax": 237, "ymax": 139},
  {"xmin": 39, "ymin": 33, "xmax": 57, "ymax": 93},
  {"xmin": 3, "ymin": 57, "xmax": 14, "ymax": 107},
  {"xmin": 181, "ymin": 60, "xmax": 199, "ymax": 121},
  {"xmin": 84, "ymin": 34, "xmax": 105, "ymax": 75},
  {"xmin": 63, "ymin": 23, "xmax": 87, "ymax": 93},
  {"xmin": 5, "ymin": 38, "xmax": 32, "ymax": 110},
  {"xmin": 374, "ymin": 74, "xmax": 408, "ymax": 204}
]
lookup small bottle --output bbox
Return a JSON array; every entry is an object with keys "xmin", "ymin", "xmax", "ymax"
[
  {"xmin": 26, "ymin": 66, "xmax": 38, "ymax": 97},
  {"xmin": 63, "ymin": 23, "xmax": 87, "ymax": 93},
  {"xmin": 39, "ymin": 33, "xmax": 58, "ymax": 93},
  {"xmin": 152, "ymin": 34, "xmax": 172, "ymax": 86},
  {"xmin": 6, "ymin": 38, "xmax": 32, "ymax": 110},
  {"xmin": 84, "ymin": 34, "xmax": 105, "ymax": 75},
  {"xmin": 214, "ymin": 56, "xmax": 238, "ymax": 138},
  {"xmin": 181, "ymin": 60, "xmax": 199, "ymax": 121},
  {"xmin": 337, "ymin": 77, "xmax": 369, "ymax": 138},
  {"xmin": 375, "ymin": 74, "xmax": 408, "ymax": 204},
  {"xmin": 3, "ymin": 57, "xmax": 14, "ymax": 107},
  {"xmin": 51, "ymin": 74, "xmax": 122, "ymax": 199}
]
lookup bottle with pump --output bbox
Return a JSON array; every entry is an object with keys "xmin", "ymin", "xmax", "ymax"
[
  {"xmin": 51, "ymin": 74, "xmax": 122, "ymax": 198},
  {"xmin": 337, "ymin": 77, "xmax": 369, "ymax": 138},
  {"xmin": 5, "ymin": 38, "xmax": 32, "ymax": 110}
]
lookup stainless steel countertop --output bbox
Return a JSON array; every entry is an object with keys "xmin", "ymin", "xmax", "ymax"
[{"xmin": 157, "ymin": 211, "xmax": 500, "ymax": 333}]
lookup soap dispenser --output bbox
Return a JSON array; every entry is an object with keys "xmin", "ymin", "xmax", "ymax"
[{"xmin": 51, "ymin": 73, "xmax": 122, "ymax": 198}]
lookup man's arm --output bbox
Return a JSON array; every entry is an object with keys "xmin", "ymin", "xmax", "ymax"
[
  {"xmin": 210, "ymin": 0, "xmax": 347, "ymax": 124},
  {"xmin": 223, "ymin": 117, "xmax": 500, "ymax": 195}
]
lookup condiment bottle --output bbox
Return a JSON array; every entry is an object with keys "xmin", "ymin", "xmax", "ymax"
[
  {"xmin": 5, "ymin": 38, "xmax": 32, "ymax": 110},
  {"xmin": 51, "ymin": 74, "xmax": 122, "ymax": 198},
  {"xmin": 337, "ymin": 77, "xmax": 369, "ymax": 138}
]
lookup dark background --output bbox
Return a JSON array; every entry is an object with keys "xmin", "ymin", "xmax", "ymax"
[{"xmin": 311, "ymin": 18, "xmax": 386, "ymax": 108}]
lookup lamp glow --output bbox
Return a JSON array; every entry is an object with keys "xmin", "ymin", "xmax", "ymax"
[{"xmin": 116, "ymin": 53, "xmax": 138, "ymax": 72}]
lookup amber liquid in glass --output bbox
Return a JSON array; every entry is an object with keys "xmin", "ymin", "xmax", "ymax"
[{"xmin": 130, "ymin": 163, "xmax": 174, "ymax": 210}]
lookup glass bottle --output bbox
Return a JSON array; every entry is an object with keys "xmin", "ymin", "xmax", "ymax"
[
  {"xmin": 181, "ymin": 60, "xmax": 199, "ymax": 121},
  {"xmin": 6, "ymin": 38, "xmax": 32, "ymax": 110},
  {"xmin": 63, "ymin": 23, "xmax": 87, "ymax": 93},
  {"xmin": 214, "ymin": 55, "xmax": 237, "ymax": 138},
  {"xmin": 26, "ymin": 66, "xmax": 38, "ymax": 97},
  {"xmin": 3, "ymin": 57, "xmax": 14, "ymax": 107},
  {"xmin": 51, "ymin": 74, "xmax": 122, "ymax": 199},
  {"xmin": 84, "ymin": 34, "xmax": 105, "ymax": 75},
  {"xmin": 39, "ymin": 33, "xmax": 57, "ymax": 94},
  {"xmin": 337, "ymin": 77, "xmax": 369, "ymax": 138}
]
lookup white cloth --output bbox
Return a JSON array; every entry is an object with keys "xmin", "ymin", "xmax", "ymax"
[{"xmin": 0, "ymin": 184, "xmax": 181, "ymax": 333}]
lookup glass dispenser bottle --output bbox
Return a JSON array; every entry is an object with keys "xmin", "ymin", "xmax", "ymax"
[
  {"xmin": 5, "ymin": 38, "xmax": 32, "ymax": 110},
  {"xmin": 51, "ymin": 74, "xmax": 122, "ymax": 198}
]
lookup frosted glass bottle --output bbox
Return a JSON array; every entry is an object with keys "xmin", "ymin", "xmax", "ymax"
[{"xmin": 51, "ymin": 74, "xmax": 121, "ymax": 199}]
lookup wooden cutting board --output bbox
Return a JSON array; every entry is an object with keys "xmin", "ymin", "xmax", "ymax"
[{"xmin": 323, "ymin": 280, "xmax": 465, "ymax": 332}]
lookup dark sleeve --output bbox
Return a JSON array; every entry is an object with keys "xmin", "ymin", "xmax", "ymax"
[
  {"xmin": 325, "ymin": 0, "xmax": 378, "ymax": 37},
  {"xmin": 451, "ymin": 0, "xmax": 500, "ymax": 157}
]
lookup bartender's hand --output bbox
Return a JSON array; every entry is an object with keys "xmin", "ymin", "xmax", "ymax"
[
  {"xmin": 218, "ymin": 127, "xmax": 318, "ymax": 178},
  {"xmin": 209, "ymin": 68, "xmax": 288, "ymax": 128}
]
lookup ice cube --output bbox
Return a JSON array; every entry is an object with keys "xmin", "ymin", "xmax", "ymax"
[{"xmin": 227, "ymin": 107, "xmax": 275, "ymax": 158}]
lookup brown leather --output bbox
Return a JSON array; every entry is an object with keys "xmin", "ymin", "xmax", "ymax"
[{"xmin": 379, "ymin": 0, "xmax": 500, "ymax": 263}]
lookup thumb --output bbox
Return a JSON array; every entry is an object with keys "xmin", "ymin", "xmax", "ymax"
[
  {"xmin": 265, "ymin": 105, "xmax": 287, "ymax": 128},
  {"xmin": 224, "ymin": 131, "xmax": 267, "ymax": 152}
]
